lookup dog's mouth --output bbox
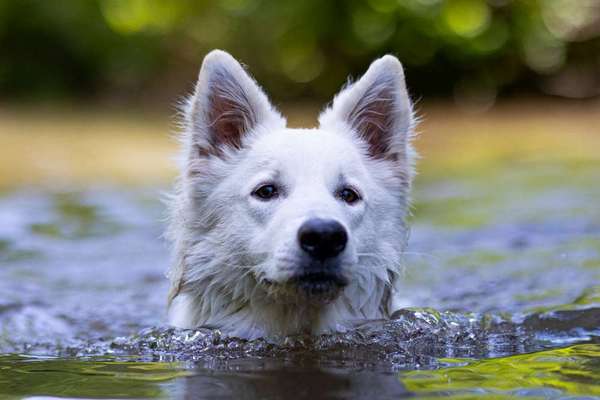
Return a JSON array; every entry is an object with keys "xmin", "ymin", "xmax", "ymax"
[
  {"xmin": 261, "ymin": 267, "xmax": 348, "ymax": 304},
  {"xmin": 289, "ymin": 271, "xmax": 348, "ymax": 300}
]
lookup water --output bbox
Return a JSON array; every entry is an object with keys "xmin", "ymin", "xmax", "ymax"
[{"xmin": 1, "ymin": 159, "xmax": 599, "ymax": 399}]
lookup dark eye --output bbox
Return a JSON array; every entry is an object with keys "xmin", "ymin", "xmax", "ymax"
[
  {"xmin": 252, "ymin": 184, "xmax": 279, "ymax": 200},
  {"xmin": 338, "ymin": 187, "xmax": 361, "ymax": 204}
]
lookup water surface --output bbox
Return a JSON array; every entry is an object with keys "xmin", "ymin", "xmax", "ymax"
[{"xmin": 0, "ymin": 159, "xmax": 599, "ymax": 398}]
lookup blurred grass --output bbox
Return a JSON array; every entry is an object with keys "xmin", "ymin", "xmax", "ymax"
[
  {"xmin": 1, "ymin": 101, "xmax": 599, "ymax": 189},
  {"xmin": 0, "ymin": 107, "xmax": 173, "ymax": 188},
  {"xmin": 417, "ymin": 100, "xmax": 600, "ymax": 178}
]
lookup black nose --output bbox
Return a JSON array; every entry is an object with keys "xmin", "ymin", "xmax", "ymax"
[{"xmin": 298, "ymin": 218, "xmax": 348, "ymax": 260}]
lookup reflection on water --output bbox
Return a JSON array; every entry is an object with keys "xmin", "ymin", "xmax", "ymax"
[
  {"xmin": 1, "ymin": 345, "xmax": 599, "ymax": 399},
  {"xmin": 0, "ymin": 355, "xmax": 190, "ymax": 399},
  {"xmin": 0, "ymin": 160, "xmax": 599, "ymax": 398},
  {"xmin": 177, "ymin": 361, "xmax": 410, "ymax": 400},
  {"xmin": 402, "ymin": 344, "xmax": 600, "ymax": 398}
]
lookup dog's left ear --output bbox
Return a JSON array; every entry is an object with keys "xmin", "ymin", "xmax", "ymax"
[
  {"xmin": 319, "ymin": 55, "xmax": 414, "ymax": 161},
  {"xmin": 185, "ymin": 50, "xmax": 285, "ymax": 159}
]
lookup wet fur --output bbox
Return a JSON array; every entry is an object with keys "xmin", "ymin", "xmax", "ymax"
[{"xmin": 166, "ymin": 50, "xmax": 416, "ymax": 339}]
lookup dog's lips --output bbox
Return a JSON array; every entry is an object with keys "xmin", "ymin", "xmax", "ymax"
[
  {"xmin": 290, "ymin": 271, "xmax": 348, "ymax": 297},
  {"xmin": 292, "ymin": 271, "xmax": 347, "ymax": 287},
  {"xmin": 259, "ymin": 266, "xmax": 348, "ymax": 304}
]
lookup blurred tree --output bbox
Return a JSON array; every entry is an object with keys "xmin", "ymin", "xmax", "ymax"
[{"xmin": 1, "ymin": 0, "xmax": 599, "ymax": 104}]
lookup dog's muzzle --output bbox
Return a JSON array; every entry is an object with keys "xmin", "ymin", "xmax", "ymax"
[{"xmin": 288, "ymin": 218, "xmax": 349, "ymax": 300}]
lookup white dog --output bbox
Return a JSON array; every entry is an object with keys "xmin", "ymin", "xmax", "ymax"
[{"xmin": 166, "ymin": 50, "xmax": 416, "ymax": 339}]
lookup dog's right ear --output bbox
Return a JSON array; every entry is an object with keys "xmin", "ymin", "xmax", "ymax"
[{"xmin": 184, "ymin": 50, "xmax": 284, "ymax": 159}]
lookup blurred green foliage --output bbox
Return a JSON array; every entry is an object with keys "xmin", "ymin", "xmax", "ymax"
[{"xmin": 1, "ymin": 0, "xmax": 599, "ymax": 103}]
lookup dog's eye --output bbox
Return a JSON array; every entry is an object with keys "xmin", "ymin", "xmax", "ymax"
[
  {"xmin": 252, "ymin": 184, "xmax": 279, "ymax": 200},
  {"xmin": 338, "ymin": 187, "xmax": 361, "ymax": 204}
]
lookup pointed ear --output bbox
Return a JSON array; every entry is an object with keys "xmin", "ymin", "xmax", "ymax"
[
  {"xmin": 185, "ymin": 50, "xmax": 284, "ymax": 158},
  {"xmin": 319, "ymin": 55, "xmax": 414, "ymax": 161}
]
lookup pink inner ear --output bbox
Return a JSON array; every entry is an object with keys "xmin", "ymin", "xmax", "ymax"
[
  {"xmin": 200, "ymin": 69, "xmax": 257, "ymax": 156},
  {"xmin": 207, "ymin": 94, "xmax": 246, "ymax": 150},
  {"xmin": 349, "ymin": 77, "xmax": 396, "ymax": 159}
]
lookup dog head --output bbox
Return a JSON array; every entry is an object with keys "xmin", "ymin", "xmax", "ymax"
[{"xmin": 169, "ymin": 50, "xmax": 415, "ymax": 332}]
